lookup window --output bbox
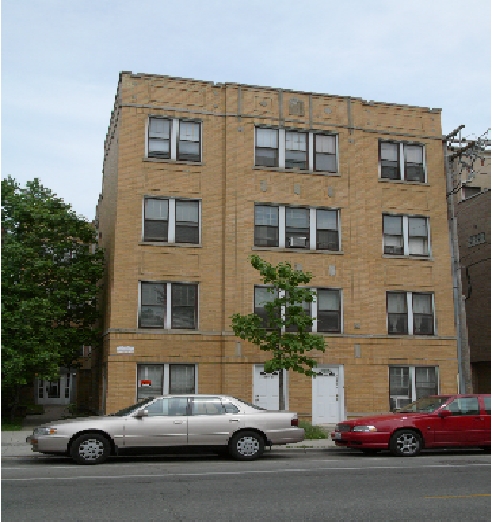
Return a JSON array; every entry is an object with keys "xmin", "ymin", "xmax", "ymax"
[
  {"xmin": 317, "ymin": 289, "xmax": 341, "ymax": 333},
  {"xmin": 286, "ymin": 207, "xmax": 310, "ymax": 249},
  {"xmin": 379, "ymin": 141, "xmax": 425, "ymax": 182},
  {"xmin": 146, "ymin": 397, "xmax": 189, "ymax": 416},
  {"xmin": 147, "ymin": 117, "xmax": 201, "ymax": 162},
  {"xmin": 139, "ymin": 282, "xmax": 198, "ymax": 329},
  {"xmin": 254, "ymin": 204, "xmax": 341, "ymax": 251},
  {"xmin": 191, "ymin": 397, "xmax": 223, "ymax": 415},
  {"xmin": 383, "ymin": 214, "xmax": 430, "ymax": 256},
  {"xmin": 468, "ymin": 232, "xmax": 486, "ymax": 247},
  {"xmin": 314, "ymin": 134, "xmax": 337, "ymax": 172},
  {"xmin": 389, "ymin": 366, "xmax": 438, "ymax": 410},
  {"xmin": 462, "ymin": 186, "xmax": 481, "ymax": 199},
  {"xmin": 143, "ymin": 197, "xmax": 200, "ymax": 244},
  {"xmin": 255, "ymin": 128, "xmax": 279, "ymax": 167},
  {"xmin": 387, "ymin": 291, "xmax": 434, "ymax": 335},
  {"xmin": 443, "ymin": 397, "xmax": 480, "ymax": 416},
  {"xmin": 254, "ymin": 286, "xmax": 342, "ymax": 333},
  {"xmin": 169, "ymin": 364, "xmax": 195, "ymax": 393},
  {"xmin": 317, "ymin": 209, "xmax": 339, "ymax": 251},
  {"xmin": 254, "ymin": 205, "xmax": 279, "ymax": 247},
  {"xmin": 285, "ymin": 131, "xmax": 307, "ymax": 169},
  {"xmin": 285, "ymin": 294, "xmax": 311, "ymax": 333},
  {"xmin": 148, "ymin": 118, "xmax": 171, "ymax": 159},
  {"xmin": 484, "ymin": 396, "xmax": 491, "ymax": 415},
  {"xmin": 255, "ymin": 127, "xmax": 338, "ymax": 173},
  {"xmin": 254, "ymin": 286, "xmax": 279, "ymax": 330},
  {"xmin": 137, "ymin": 364, "xmax": 197, "ymax": 400}
]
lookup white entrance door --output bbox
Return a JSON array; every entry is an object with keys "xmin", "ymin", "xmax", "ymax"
[
  {"xmin": 253, "ymin": 365, "xmax": 286, "ymax": 410},
  {"xmin": 312, "ymin": 366, "xmax": 343, "ymax": 424},
  {"xmin": 36, "ymin": 370, "xmax": 72, "ymax": 405}
]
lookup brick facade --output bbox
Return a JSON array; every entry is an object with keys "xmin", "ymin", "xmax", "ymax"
[
  {"xmin": 457, "ymin": 190, "xmax": 491, "ymax": 393},
  {"xmin": 95, "ymin": 72, "xmax": 458, "ymax": 420}
]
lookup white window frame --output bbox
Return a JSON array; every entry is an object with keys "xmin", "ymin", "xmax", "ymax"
[
  {"xmin": 138, "ymin": 281, "xmax": 199, "ymax": 330},
  {"xmin": 255, "ymin": 127, "xmax": 338, "ymax": 173},
  {"xmin": 254, "ymin": 203, "xmax": 341, "ymax": 251},
  {"xmin": 146, "ymin": 117, "xmax": 202, "ymax": 162},
  {"xmin": 142, "ymin": 197, "xmax": 201, "ymax": 244},
  {"xmin": 389, "ymin": 365, "xmax": 439, "ymax": 410},
  {"xmin": 386, "ymin": 291, "xmax": 435, "ymax": 336},
  {"xmin": 382, "ymin": 214, "xmax": 431, "ymax": 257},
  {"xmin": 253, "ymin": 285, "xmax": 343, "ymax": 334},
  {"xmin": 378, "ymin": 140, "xmax": 427, "ymax": 183}
]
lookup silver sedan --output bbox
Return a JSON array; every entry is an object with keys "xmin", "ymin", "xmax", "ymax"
[{"xmin": 26, "ymin": 395, "xmax": 305, "ymax": 464}]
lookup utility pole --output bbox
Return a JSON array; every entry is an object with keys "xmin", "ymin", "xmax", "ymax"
[{"xmin": 444, "ymin": 127, "xmax": 491, "ymax": 393}]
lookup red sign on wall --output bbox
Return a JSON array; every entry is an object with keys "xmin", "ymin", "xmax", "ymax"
[{"xmin": 140, "ymin": 379, "xmax": 152, "ymax": 387}]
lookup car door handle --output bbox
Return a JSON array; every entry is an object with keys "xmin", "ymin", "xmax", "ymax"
[
  {"xmin": 229, "ymin": 419, "xmax": 240, "ymax": 422},
  {"xmin": 174, "ymin": 420, "xmax": 185, "ymax": 424}
]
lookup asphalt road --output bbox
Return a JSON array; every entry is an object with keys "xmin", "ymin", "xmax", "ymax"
[{"xmin": 2, "ymin": 449, "xmax": 490, "ymax": 522}]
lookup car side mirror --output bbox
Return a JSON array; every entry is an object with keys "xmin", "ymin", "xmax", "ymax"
[
  {"xmin": 135, "ymin": 409, "xmax": 148, "ymax": 418},
  {"xmin": 439, "ymin": 409, "xmax": 452, "ymax": 418}
]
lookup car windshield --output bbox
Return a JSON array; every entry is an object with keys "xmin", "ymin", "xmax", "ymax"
[
  {"xmin": 110, "ymin": 398, "xmax": 153, "ymax": 416},
  {"xmin": 232, "ymin": 397, "xmax": 267, "ymax": 411},
  {"xmin": 396, "ymin": 396, "xmax": 451, "ymax": 413}
]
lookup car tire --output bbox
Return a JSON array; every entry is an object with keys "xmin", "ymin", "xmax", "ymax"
[
  {"xmin": 71, "ymin": 433, "xmax": 111, "ymax": 465},
  {"xmin": 229, "ymin": 431, "xmax": 265, "ymax": 460},
  {"xmin": 390, "ymin": 429, "xmax": 422, "ymax": 457}
]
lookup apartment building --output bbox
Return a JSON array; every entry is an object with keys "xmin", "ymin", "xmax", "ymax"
[
  {"xmin": 457, "ymin": 190, "xmax": 491, "ymax": 393},
  {"xmin": 95, "ymin": 72, "xmax": 458, "ymax": 421}
]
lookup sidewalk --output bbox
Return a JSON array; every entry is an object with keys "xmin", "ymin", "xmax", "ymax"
[{"xmin": 2, "ymin": 423, "xmax": 336, "ymax": 459}]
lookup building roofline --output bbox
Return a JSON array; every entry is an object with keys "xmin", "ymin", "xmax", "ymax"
[{"xmin": 118, "ymin": 71, "xmax": 441, "ymax": 114}]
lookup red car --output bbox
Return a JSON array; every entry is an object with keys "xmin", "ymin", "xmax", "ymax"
[{"xmin": 331, "ymin": 394, "xmax": 491, "ymax": 457}]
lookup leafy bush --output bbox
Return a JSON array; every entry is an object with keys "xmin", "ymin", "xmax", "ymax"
[{"xmin": 299, "ymin": 420, "xmax": 328, "ymax": 439}]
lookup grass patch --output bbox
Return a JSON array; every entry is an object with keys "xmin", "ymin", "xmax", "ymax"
[
  {"xmin": 1, "ymin": 418, "xmax": 24, "ymax": 431},
  {"xmin": 299, "ymin": 420, "xmax": 328, "ymax": 439}
]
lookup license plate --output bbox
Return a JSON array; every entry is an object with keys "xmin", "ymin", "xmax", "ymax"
[{"xmin": 334, "ymin": 431, "xmax": 341, "ymax": 440}]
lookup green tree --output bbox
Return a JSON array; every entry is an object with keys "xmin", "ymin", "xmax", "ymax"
[
  {"xmin": 1, "ymin": 177, "xmax": 104, "ymax": 417},
  {"xmin": 231, "ymin": 255, "xmax": 325, "ymax": 410}
]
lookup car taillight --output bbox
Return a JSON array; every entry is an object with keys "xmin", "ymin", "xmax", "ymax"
[{"xmin": 291, "ymin": 418, "xmax": 299, "ymax": 427}]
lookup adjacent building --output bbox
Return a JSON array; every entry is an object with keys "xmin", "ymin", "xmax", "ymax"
[{"xmin": 94, "ymin": 72, "xmax": 458, "ymax": 422}]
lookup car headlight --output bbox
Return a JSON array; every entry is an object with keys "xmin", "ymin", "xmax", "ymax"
[
  {"xmin": 34, "ymin": 427, "xmax": 57, "ymax": 436},
  {"xmin": 352, "ymin": 425, "xmax": 377, "ymax": 432}
]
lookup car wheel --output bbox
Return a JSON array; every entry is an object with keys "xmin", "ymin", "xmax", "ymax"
[
  {"xmin": 390, "ymin": 429, "xmax": 422, "ymax": 457},
  {"xmin": 230, "ymin": 431, "xmax": 265, "ymax": 460},
  {"xmin": 71, "ymin": 433, "xmax": 111, "ymax": 465}
]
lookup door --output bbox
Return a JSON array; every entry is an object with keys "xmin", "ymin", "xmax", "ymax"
[
  {"xmin": 36, "ymin": 370, "xmax": 72, "ymax": 405},
  {"xmin": 123, "ymin": 397, "xmax": 189, "ymax": 448},
  {"xmin": 253, "ymin": 365, "xmax": 285, "ymax": 410},
  {"xmin": 187, "ymin": 397, "xmax": 242, "ymax": 446},
  {"xmin": 312, "ymin": 366, "xmax": 342, "ymax": 425},
  {"xmin": 434, "ymin": 397, "xmax": 484, "ymax": 445}
]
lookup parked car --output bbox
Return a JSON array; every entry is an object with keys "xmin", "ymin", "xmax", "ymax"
[
  {"xmin": 26, "ymin": 395, "xmax": 304, "ymax": 464},
  {"xmin": 331, "ymin": 394, "xmax": 491, "ymax": 456}
]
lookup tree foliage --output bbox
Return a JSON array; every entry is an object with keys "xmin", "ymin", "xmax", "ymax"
[
  {"xmin": 1, "ymin": 177, "xmax": 104, "ymax": 400},
  {"xmin": 231, "ymin": 255, "xmax": 325, "ymax": 408}
]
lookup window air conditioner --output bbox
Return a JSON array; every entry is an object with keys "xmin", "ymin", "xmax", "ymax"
[
  {"xmin": 396, "ymin": 397, "xmax": 410, "ymax": 409},
  {"xmin": 289, "ymin": 236, "xmax": 307, "ymax": 248}
]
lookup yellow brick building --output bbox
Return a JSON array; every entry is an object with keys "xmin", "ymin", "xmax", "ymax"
[{"xmin": 95, "ymin": 71, "xmax": 458, "ymax": 421}]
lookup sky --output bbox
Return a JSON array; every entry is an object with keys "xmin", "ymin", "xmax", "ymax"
[{"xmin": 2, "ymin": 0, "xmax": 491, "ymax": 221}]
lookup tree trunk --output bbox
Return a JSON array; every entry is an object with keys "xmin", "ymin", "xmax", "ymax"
[
  {"xmin": 278, "ymin": 370, "xmax": 285, "ymax": 411},
  {"xmin": 10, "ymin": 386, "xmax": 21, "ymax": 422}
]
